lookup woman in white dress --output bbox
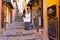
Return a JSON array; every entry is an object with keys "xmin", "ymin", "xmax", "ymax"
[{"xmin": 23, "ymin": 8, "xmax": 31, "ymax": 30}]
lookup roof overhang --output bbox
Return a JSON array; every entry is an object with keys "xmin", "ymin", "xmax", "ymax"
[{"xmin": 7, "ymin": 2, "xmax": 14, "ymax": 9}]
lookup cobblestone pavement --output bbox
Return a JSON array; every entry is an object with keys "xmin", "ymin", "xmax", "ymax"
[{"xmin": 0, "ymin": 21, "xmax": 43, "ymax": 40}]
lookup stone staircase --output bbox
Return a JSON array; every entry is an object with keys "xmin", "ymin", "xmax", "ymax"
[
  {"xmin": 0, "ymin": 21, "xmax": 43, "ymax": 40},
  {"xmin": 15, "ymin": 16, "xmax": 23, "ymax": 22}
]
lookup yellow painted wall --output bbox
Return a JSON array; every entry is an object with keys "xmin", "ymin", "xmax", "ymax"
[
  {"xmin": 39, "ymin": 0, "xmax": 42, "ymax": 8},
  {"xmin": 7, "ymin": 4, "xmax": 11, "ymax": 23},
  {"xmin": 46, "ymin": 0, "xmax": 56, "ymax": 7},
  {"xmin": 3, "ymin": 3, "xmax": 11, "ymax": 23},
  {"xmin": 4, "ymin": 4, "xmax": 7, "ymax": 22},
  {"xmin": 46, "ymin": 0, "xmax": 59, "ymax": 40},
  {"xmin": 46, "ymin": 0, "xmax": 59, "ymax": 28}
]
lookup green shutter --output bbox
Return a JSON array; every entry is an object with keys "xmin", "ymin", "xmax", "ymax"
[{"xmin": 7, "ymin": 0, "xmax": 11, "ymax": 2}]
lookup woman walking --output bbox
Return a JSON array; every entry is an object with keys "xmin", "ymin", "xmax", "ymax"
[{"xmin": 23, "ymin": 8, "xmax": 31, "ymax": 30}]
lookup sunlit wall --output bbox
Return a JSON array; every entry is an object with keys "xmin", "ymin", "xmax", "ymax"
[
  {"xmin": 0, "ymin": 0, "xmax": 2, "ymax": 23},
  {"xmin": 11, "ymin": 0, "xmax": 16, "ymax": 21}
]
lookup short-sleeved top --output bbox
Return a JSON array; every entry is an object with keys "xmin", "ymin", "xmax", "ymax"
[{"xmin": 23, "ymin": 13, "xmax": 31, "ymax": 22}]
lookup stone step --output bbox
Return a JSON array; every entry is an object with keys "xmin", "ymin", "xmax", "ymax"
[
  {"xmin": 0, "ymin": 21, "xmax": 41, "ymax": 40},
  {"xmin": 15, "ymin": 16, "xmax": 23, "ymax": 22}
]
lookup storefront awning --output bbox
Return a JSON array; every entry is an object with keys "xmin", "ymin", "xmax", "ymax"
[
  {"xmin": 7, "ymin": 2, "xmax": 14, "ymax": 9},
  {"xmin": 2, "ymin": 0, "xmax": 14, "ymax": 9}
]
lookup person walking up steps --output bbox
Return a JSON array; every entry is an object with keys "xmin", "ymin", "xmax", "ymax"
[{"xmin": 23, "ymin": 8, "xmax": 31, "ymax": 30}]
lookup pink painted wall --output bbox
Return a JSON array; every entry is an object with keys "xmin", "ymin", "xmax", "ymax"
[
  {"xmin": 12, "ymin": 2, "xmax": 16, "ymax": 21},
  {"xmin": 12, "ymin": 3, "xmax": 16, "ymax": 17},
  {"xmin": 0, "ymin": 0, "xmax": 2, "ymax": 23},
  {"xmin": 11, "ymin": 0, "xmax": 16, "ymax": 21}
]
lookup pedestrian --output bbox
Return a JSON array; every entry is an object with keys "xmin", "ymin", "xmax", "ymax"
[{"xmin": 23, "ymin": 8, "xmax": 31, "ymax": 30}]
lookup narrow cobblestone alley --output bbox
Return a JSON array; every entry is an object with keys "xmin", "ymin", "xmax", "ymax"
[
  {"xmin": 0, "ymin": 21, "xmax": 43, "ymax": 40},
  {"xmin": 0, "ymin": 0, "xmax": 59, "ymax": 40}
]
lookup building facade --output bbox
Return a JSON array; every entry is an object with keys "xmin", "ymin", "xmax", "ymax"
[
  {"xmin": 27, "ymin": 0, "xmax": 59, "ymax": 40},
  {"xmin": 0, "ymin": 0, "xmax": 13, "ymax": 35}
]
